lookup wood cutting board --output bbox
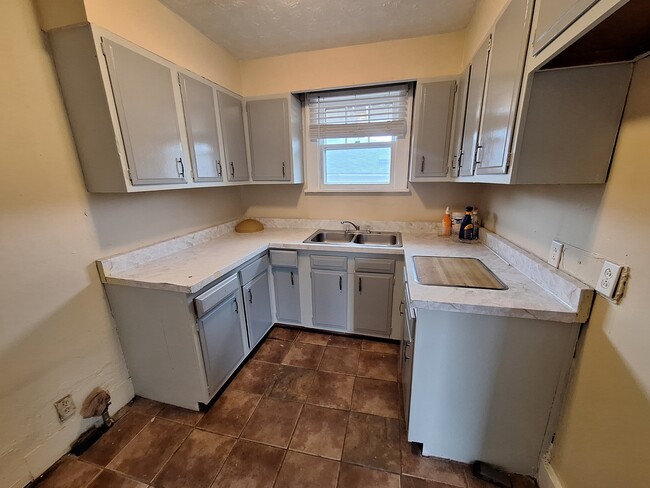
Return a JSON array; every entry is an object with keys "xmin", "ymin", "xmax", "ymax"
[{"xmin": 412, "ymin": 256, "xmax": 507, "ymax": 290}]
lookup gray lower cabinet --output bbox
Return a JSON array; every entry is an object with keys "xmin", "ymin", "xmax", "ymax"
[
  {"xmin": 353, "ymin": 272, "xmax": 394, "ymax": 336},
  {"xmin": 103, "ymin": 38, "xmax": 187, "ymax": 185},
  {"xmin": 410, "ymin": 80, "xmax": 457, "ymax": 180},
  {"xmin": 218, "ymin": 90, "xmax": 250, "ymax": 182},
  {"xmin": 273, "ymin": 268, "xmax": 301, "ymax": 323},
  {"xmin": 178, "ymin": 73, "xmax": 223, "ymax": 182},
  {"xmin": 242, "ymin": 270, "xmax": 273, "ymax": 348},
  {"xmin": 198, "ymin": 290, "xmax": 247, "ymax": 396},
  {"xmin": 311, "ymin": 269, "xmax": 348, "ymax": 329}
]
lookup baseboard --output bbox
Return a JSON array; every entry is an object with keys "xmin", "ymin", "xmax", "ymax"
[{"xmin": 537, "ymin": 459, "xmax": 565, "ymax": 488}]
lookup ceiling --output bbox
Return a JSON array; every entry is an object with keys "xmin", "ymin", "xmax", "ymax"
[{"xmin": 159, "ymin": 0, "xmax": 478, "ymax": 60}]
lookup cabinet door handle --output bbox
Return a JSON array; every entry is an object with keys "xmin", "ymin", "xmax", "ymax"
[
  {"xmin": 420, "ymin": 156, "xmax": 425, "ymax": 173},
  {"xmin": 176, "ymin": 157, "xmax": 185, "ymax": 177},
  {"xmin": 358, "ymin": 277, "xmax": 362, "ymax": 293},
  {"xmin": 233, "ymin": 298, "xmax": 239, "ymax": 314},
  {"xmin": 230, "ymin": 161, "xmax": 235, "ymax": 178},
  {"xmin": 339, "ymin": 276, "xmax": 342, "ymax": 291},
  {"xmin": 216, "ymin": 160, "xmax": 222, "ymax": 177},
  {"xmin": 282, "ymin": 162, "xmax": 286, "ymax": 178},
  {"xmin": 399, "ymin": 300, "xmax": 404, "ymax": 316},
  {"xmin": 475, "ymin": 145, "xmax": 483, "ymax": 165},
  {"xmin": 290, "ymin": 271, "xmax": 294, "ymax": 286},
  {"xmin": 248, "ymin": 289, "xmax": 253, "ymax": 303}
]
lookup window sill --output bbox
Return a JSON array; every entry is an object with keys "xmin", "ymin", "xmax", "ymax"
[{"xmin": 304, "ymin": 187, "xmax": 411, "ymax": 194}]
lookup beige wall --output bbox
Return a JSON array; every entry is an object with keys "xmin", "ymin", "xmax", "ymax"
[
  {"xmin": 0, "ymin": 1, "xmax": 243, "ymax": 486},
  {"xmin": 463, "ymin": 0, "xmax": 509, "ymax": 62},
  {"xmin": 240, "ymin": 32, "xmax": 472, "ymax": 222},
  {"xmin": 481, "ymin": 57, "xmax": 650, "ymax": 488}
]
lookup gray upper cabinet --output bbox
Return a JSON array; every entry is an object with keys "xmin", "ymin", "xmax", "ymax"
[
  {"xmin": 246, "ymin": 95, "xmax": 304, "ymax": 183},
  {"xmin": 475, "ymin": 0, "xmax": 533, "ymax": 175},
  {"xmin": 353, "ymin": 272, "xmax": 394, "ymax": 337},
  {"xmin": 409, "ymin": 80, "xmax": 457, "ymax": 180},
  {"xmin": 532, "ymin": 0, "xmax": 599, "ymax": 54},
  {"xmin": 103, "ymin": 38, "xmax": 188, "ymax": 186},
  {"xmin": 218, "ymin": 91, "xmax": 250, "ymax": 182},
  {"xmin": 459, "ymin": 36, "xmax": 491, "ymax": 177},
  {"xmin": 178, "ymin": 73, "xmax": 223, "ymax": 182},
  {"xmin": 450, "ymin": 67, "xmax": 470, "ymax": 177}
]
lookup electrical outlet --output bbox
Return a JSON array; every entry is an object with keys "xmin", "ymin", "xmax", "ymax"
[
  {"xmin": 595, "ymin": 261, "xmax": 622, "ymax": 298},
  {"xmin": 54, "ymin": 394, "xmax": 76, "ymax": 422},
  {"xmin": 548, "ymin": 240, "xmax": 564, "ymax": 268}
]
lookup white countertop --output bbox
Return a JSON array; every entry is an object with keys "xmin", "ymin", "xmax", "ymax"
[{"xmin": 97, "ymin": 220, "xmax": 593, "ymax": 323}]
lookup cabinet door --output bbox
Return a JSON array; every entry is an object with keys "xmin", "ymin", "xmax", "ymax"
[
  {"xmin": 243, "ymin": 271, "xmax": 273, "ymax": 348},
  {"xmin": 410, "ymin": 80, "xmax": 456, "ymax": 179},
  {"xmin": 273, "ymin": 268, "xmax": 301, "ymax": 323},
  {"xmin": 248, "ymin": 98, "xmax": 291, "ymax": 181},
  {"xmin": 217, "ymin": 91, "xmax": 249, "ymax": 182},
  {"xmin": 312, "ymin": 269, "xmax": 348, "ymax": 329},
  {"xmin": 198, "ymin": 293, "xmax": 247, "ymax": 396},
  {"xmin": 353, "ymin": 273, "xmax": 393, "ymax": 336},
  {"xmin": 533, "ymin": 0, "xmax": 598, "ymax": 54},
  {"xmin": 459, "ymin": 36, "xmax": 491, "ymax": 177},
  {"xmin": 476, "ymin": 0, "xmax": 533, "ymax": 174},
  {"xmin": 179, "ymin": 74, "xmax": 223, "ymax": 182},
  {"xmin": 450, "ymin": 67, "xmax": 470, "ymax": 177},
  {"xmin": 102, "ymin": 39, "xmax": 186, "ymax": 185}
]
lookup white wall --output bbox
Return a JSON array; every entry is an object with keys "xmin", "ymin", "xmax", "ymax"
[
  {"xmin": 481, "ymin": 57, "xmax": 650, "ymax": 488},
  {"xmin": 0, "ymin": 1, "xmax": 244, "ymax": 486}
]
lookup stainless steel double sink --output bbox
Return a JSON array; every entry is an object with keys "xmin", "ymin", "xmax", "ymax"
[{"xmin": 303, "ymin": 229, "xmax": 402, "ymax": 247}]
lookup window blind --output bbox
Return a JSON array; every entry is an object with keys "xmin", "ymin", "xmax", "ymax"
[{"xmin": 307, "ymin": 84, "xmax": 410, "ymax": 140}]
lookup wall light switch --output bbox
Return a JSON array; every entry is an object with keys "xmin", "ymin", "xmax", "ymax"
[
  {"xmin": 595, "ymin": 261, "xmax": 622, "ymax": 298},
  {"xmin": 548, "ymin": 240, "xmax": 563, "ymax": 268}
]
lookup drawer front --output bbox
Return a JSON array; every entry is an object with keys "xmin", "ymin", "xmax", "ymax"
[
  {"xmin": 310, "ymin": 255, "xmax": 347, "ymax": 271},
  {"xmin": 270, "ymin": 249, "xmax": 298, "ymax": 267},
  {"xmin": 240, "ymin": 254, "xmax": 270, "ymax": 284},
  {"xmin": 355, "ymin": 257, "xmax": 395, "ymax": 274},
  {"xmin": 194, "ymin": 274, "xmax": 240, "ymax": 317}
]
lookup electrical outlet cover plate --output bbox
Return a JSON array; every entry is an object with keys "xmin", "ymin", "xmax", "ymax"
[
  {"xmin": 54, "ymin": 394, "xmax": 76, "ymax": 422},
  {"xmin": 548, "ymin": 240, "xmax": 564, "ymax": 268},
  {"xmin": 595, "ymin": 261, "xmax": 622, "ymax": 298}
]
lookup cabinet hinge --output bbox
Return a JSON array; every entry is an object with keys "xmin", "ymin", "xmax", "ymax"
[
  {"xmin": 505, "ymin": 152, "xmax": 513, "ymax": 172},
  {"xmin": 100, "ymin": 39, "xmax": 107, "ymax": 57},
  {"xmin": 127, "ymin": 167, "xmax": 134, "ymax": 183}
]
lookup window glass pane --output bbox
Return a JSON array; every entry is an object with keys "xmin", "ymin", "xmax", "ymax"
[{"xmin": 323, "ymin": 146, "xmax": 391, "ymax": 184}]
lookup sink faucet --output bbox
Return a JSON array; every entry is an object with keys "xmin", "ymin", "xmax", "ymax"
[{"xmin": 340, "ymin": 220, "xmax": 360, "ymax": 232}]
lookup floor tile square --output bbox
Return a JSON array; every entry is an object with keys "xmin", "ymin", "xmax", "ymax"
[
  {"xmin": 107, "ymin": 418, "xmax": 191, "ymax": 482},
  {"xmin": 357, "ymin": 351, "xmax": 398, "ymax": 381},
  {"xmin": 327, "ymin": 334, "xmax": 362, "ymax": 349},
  {"xmin": 401, "ymin": 439, "xmax": 466, "ymax": 487},
  {"xmin": 319, "ymin": 346, "xmax": 359, "ymax": 375},
  {"xmin": 198, "ymin": 389, "xmax": 261, "ymax": 437},
  {"xmin": 229, "ymin": 360, "xmax": 279, "ymax": 395},
  {"xmin": 351, "ymin": 377, "xmax": 400, "ymax": 418},
  {"xmin": 254, "ymin": 338, "xmax": 293, "ymax": 363},
  {"xmin": 337, "ymin": 463, "xmax": 400, "ymax": 488},
  {"xmin": 269, "ymin": 326, "xmax": 300, "ymax": 341},
  {"xmin": 401, "ymin": 475, "xmax": 460, "ymax": 488},
  {"xmin": 306, "ymin": 371, "xmax": 355, "ymax": 410},
  {"xmin": 241, "ymin": 397, "xmax": 303, "ymax": 448},
  {"xmin": 289, "ymin": 404, "xmax": 348, "ymax": 460},
  {"xmin": 87, "ymin": 470, "xmax": 147, "ymax": 488},
  {"xmin": 268, "ymin": 365, "xmax": 317, "ymax": 402},
  {"xmin": 153, "ymin": 429, "xmax": 235, "ymax": 488},
  {"xmin": 82, "ymin": 412, "xmax": 151, "ymax": 466},
  {"xmin": 274, "ymin": 451, "xmax": 339, "ymax": 488},
  {"xmin": 36, "ymin": 457, "xmax": 101, "ymax": 488},
  {"xmin": 213, "ymin": 439, "xmax": 284, "ymax": 488},
  {"xmin": 361, "ymin": 340, "xmax": 400, "ymax": 355},
  {"xmin": 296, "ymin": 330, "xmax": 331, "ymax": 346},
  {"xmin": 281, "ymin": 342, "xmax": 325, "ymax": 369},
  {"xmin": 157, "ymin": 404, "xmax": 204, "ymax": 426},
  {"xmin": 127, "ymin": 396, "xmax": 164, "ymax": 416},
  {"xmin": 342, "ymin": 412, "xmax": 400, "ymax": 473}
]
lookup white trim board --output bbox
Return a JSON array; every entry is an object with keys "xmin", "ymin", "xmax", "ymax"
[{"xmin": 538, "ymin": 459, "xmax": 565, "ymax": 488}]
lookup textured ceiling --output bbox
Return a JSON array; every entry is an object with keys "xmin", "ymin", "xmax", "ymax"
[{"xmin": 159, "ymin": 0, "xmax": 478, "ymax": 59}]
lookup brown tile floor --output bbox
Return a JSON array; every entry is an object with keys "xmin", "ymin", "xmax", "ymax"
[{"xmin": 35, "ymin": 326, "xmax": 538, "ymax": 488}]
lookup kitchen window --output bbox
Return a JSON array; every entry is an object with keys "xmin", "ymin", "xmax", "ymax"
[{"xmin": 304, "ymin": 84, "xmax": 413, "ymax": 192}]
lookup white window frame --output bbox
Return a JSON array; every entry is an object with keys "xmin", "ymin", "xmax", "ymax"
[{"xmin": 303, "ymin": 85, "xmax": 413, "ymax": 193}]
